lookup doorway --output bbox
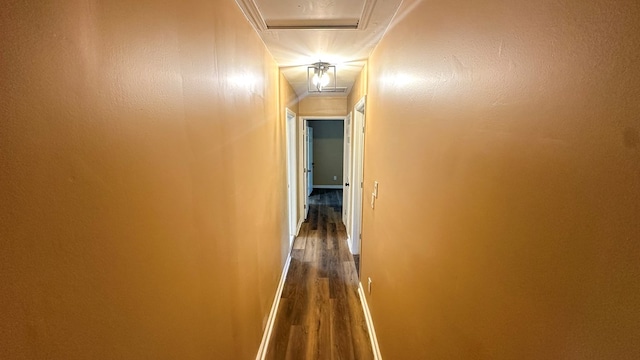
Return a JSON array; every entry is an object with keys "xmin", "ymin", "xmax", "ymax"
[{"xmin": 301, "ymin": 116, "xmax": 346, "ymax": 221}]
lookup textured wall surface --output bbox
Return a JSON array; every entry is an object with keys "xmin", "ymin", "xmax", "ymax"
[
  {"xmin": 0, "ymin": 0, "xmax": 294, "ymax": 358},
  {"xmin": 361, "ymin": 0, "xmax": 640, "ymax": 358}
]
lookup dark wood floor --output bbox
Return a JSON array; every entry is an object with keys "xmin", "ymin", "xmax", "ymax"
[{"xmin": 265, "ymin": 190, "xmax": 374, "ymax": 360}]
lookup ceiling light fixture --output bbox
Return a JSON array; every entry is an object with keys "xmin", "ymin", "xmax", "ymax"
[{"xmin": 308, "ymin": 62, "xmax": 336, "ymax": 93}]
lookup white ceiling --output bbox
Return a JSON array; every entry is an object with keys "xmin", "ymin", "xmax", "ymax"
[{"xmin": 235, "ymin": 0, "xmax": 403, "ymax": 98}]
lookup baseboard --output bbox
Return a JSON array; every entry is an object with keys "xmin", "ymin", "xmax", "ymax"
[
  {"xmin": 297, "ymin": 218, "xmax": 304, "ymax": 235},
  {"xmin": 358, "ymin": 283, "xmax": 382, "ymax": 360},
  {"xmin": 347, "ymin": 235, "xmax": 353, "ymax": 254},
  {"xmin": 255, "ymin": 253, "xmax": 292, "ymax": 360},
  {"xmin": 313, "ymin": 185, "xmax": 343, "ymax": 189}
]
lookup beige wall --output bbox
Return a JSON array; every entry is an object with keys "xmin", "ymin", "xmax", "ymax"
[
  {"xmin": 0, "ymin": 0, "xmax": 295, "ymax": 359},
  {"xmin": 362, "ymin": 0, "xmax": 640, "ymax": 359},
  {"xmin": 299, "ymin": 96, "xmax": 347, "ymax": 116},
  {"xmin": 347, "ymin": 63, "xmax": 368, "ymax": 113},
  {"xmin": 308, "ymin": 121, "xmax": 344, "ymax": 186}
]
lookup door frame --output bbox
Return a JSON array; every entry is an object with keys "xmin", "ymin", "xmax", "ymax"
[
  {"xmin": 306, "ymin": 126, "xmax": 314, "ymax": 197},
  {"xmin": 299, "ymin": 115, "xmax": 346, "ymax": 220},
  {"xmin": 285, "ymin": 108, "xmax": 298, "ymax": 247},
  {"xmin": 349, "ymin": 97, "xmax": 366, "ymax": 255},
  {"xmin": 343, "ymin": 112, "xmax": 352, "ymax": 226}
]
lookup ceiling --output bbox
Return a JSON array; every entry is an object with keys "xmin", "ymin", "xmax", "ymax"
[{"xmin": 235, "ymin": 0, "xmax": 403, "ymax": 98}]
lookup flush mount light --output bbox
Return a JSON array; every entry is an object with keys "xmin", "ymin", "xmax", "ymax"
[{"xmin": 308, "ymin": 62, "xmax": 337, "ymax": 93}]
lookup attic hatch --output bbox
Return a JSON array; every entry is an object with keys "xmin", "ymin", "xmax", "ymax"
[
  {"xmin": 236, "ymin": 0, "xmax": 377, "ymax": 31},
  {"xmin": 320, "ymin": 86, "xmax": 348, "ymax": 93}
]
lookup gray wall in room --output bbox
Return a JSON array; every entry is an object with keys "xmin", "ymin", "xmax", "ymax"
[{"xmin": 309, "ymin": 120, "xmax": 344, "ymax": 186}]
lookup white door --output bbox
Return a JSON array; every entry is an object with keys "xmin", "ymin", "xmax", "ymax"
[
  {"xmin": 285, "ymin": 109, "xmax": 297, "ymax": 246},
  {"xmin": 306, "ymin": 126, "xmax": 314, "ymax": 197},
  {"xmin": 343, "ymin": 113, "xmax": 352, "ymax": 225},
  {"xmin": 350, "ymin": 98, "xmax": 366, "ymax": 255}
]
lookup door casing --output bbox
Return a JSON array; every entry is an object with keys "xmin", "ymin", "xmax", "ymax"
[
  {"xmin": 285, "ymin": 108, "xmax": 298, "ymax": 246},
  {"xmin": 343, "ymin": 112, "xmax": 352, "ymax": 226},
  {"xmin": 349, "ymin": 97, "xmax": 366, "ymax": 255}
]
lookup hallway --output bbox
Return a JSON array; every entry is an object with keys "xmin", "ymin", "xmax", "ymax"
[
  {"xmin": 3, "ymin": 0, "xmax": 640, "ymax": 358},
  {"xmin": 266, "ymin": 190, "xmax": 374, "ymax": 359}
]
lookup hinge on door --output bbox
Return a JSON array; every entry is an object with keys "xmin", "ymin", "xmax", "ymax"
[
  {"xmin": 304, "ymin": 204, "xmax": 306, "ymax": 209},
  {"xmin": 359, "ymin": 233, "xmax": 362, "ymax": 240},
  {"xmin": 361, "ymin": 182, "xmax": 363, "ymax": 188}
]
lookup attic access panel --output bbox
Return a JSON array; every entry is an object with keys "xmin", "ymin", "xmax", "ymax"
[{"xmin": 254, "ymin": 0, "xmax": 366, "ymax": 29}]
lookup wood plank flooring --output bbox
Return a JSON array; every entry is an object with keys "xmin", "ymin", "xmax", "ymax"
[{"xmin": 266, "ymin": 189, "xmax": 374, "ymax": 360}]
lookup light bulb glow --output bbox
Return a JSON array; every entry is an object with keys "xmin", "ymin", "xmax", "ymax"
[
  {"xmin": 309, "ymin": 62, "xmax": 335, "ymax": 92},
  {"xmin": 319, "ymin": 72, "xmax": 330, "ymax": 87}
]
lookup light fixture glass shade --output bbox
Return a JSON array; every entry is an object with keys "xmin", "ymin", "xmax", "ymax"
[
  {"xmin": 319, "ymin": 72, "xmax": 330, "ymax": 87},
  {"xmin": 312, "ymin": 72, "xmax": 330, "ymax": 87},
  {"xmin": 307, "ymin": 62, "xmax": 336, "ymax": 93}
]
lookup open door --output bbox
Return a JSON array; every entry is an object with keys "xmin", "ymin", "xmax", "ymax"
[
  {"xmin": 285, "ymin": 109, "xmax": 297, "ymax": 246},
  {"xmin": 350, "ymin": 97, "xmax": 366, "ymax": 255}
]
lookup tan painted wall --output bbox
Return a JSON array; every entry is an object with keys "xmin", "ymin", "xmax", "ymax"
[
  {"xmin": 362, "ymin": 0, "xmax": 640, "ymax": 358},
  {"xmin": 0, "ymin": 0, "xmax": 295, "ymax": 359},
  {"xmin": 299, "ymin": 96, "xmax": 347, "ymax": 116},
  {"xmin": 347, "ymin": 63, "xmax": 368, "ymax": 113},
  {"xmin": 308, "ymin": 121, "xmax": 344, "ymax": 186}
]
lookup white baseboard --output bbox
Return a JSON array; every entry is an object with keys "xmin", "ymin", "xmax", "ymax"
[
  {"xmin": 297, "ymin": 218, "xmax": 304, "ymax": 235},
  {"xmin": 290, "ymin": 235, "xmax": 296, "ymax": 248},
  {"xmin": 347, "ymin": 235, "xmax": 353, "ymax": 254},
  {"xmin": 255, "ymin": 253, "xmax": 292, "ymax": 360},
  {"xmin": 313, "ymin": 185, "xmax": 343, "ymax": 189},
  {"xmin": 358, "ymin": 283, "xmax": 382, "ymax": 360}
]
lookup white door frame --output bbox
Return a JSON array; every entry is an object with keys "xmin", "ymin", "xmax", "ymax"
[
  {"xmin": 302, "ymin": 119, "xmax": 311, "ymax": 219},
  {"xmin": 343, "ymin": 112, "xmax": 352, "ymax": 226},
  {"xmin": 285, "ymin": 108, "xmax": 298, "ymax": 247},
  {"xmin": 349, "ymin": 97, "xmax": 366, "ymax": 255},
  {"xmin": 307, "ymin": 126, "xmax": 314, "ymax": 197},
  {"xmin": 300, "ymin": 116, "xmax": 346, "ymax": 220}
]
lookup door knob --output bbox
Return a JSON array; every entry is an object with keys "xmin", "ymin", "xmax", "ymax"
[{"xmin": 345, "ymin": 183, "xmax": 350, "ymax": 186}]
